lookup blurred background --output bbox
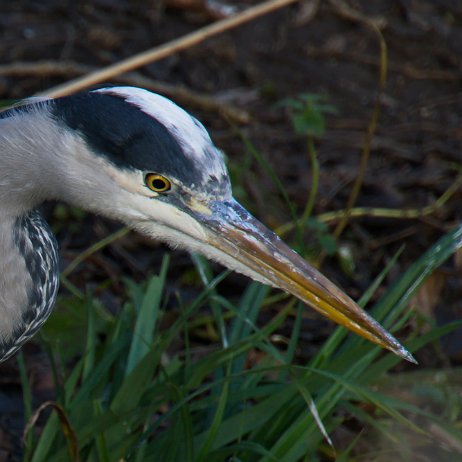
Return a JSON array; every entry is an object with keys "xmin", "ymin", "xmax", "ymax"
[{"xmin": 1, "ymin": 1, "xmax": 462, "ymax": 461}]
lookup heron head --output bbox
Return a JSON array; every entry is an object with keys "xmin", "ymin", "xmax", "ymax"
[{"xmin": 48, "ymin": 86, "xmax": 413, "ymax": 361}]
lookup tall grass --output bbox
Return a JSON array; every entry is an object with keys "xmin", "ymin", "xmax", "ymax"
[{"xmin": 18, "ymin": 223, "xmax": 462, "ymax": 461}]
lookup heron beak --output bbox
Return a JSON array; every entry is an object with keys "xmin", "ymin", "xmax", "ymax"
[{"xmin": 194, "ymin": 199, "xmax": 415, "ymax": 362}]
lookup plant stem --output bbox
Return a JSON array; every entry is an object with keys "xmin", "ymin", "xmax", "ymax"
[{"xmin": 300, "ymin": 137, "xmax": 319, "ymax": 229}]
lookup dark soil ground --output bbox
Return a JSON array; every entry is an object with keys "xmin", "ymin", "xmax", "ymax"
[{"xmin": 1, "ymin": 0, "xmax": 462, "ymax": 459}]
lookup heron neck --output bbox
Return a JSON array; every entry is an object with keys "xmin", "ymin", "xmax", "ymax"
[
  {"xmin": 0, "ymin": 107, "xmax": 126, "ymax": 221},
  {"xmin": 0, "ymin": 108, "xmax": 78, "ymax": 215}
]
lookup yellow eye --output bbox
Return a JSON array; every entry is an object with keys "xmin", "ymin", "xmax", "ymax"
[{"xmin": 145, "ymin": 173, "xmax": 171, "ymax": 193}]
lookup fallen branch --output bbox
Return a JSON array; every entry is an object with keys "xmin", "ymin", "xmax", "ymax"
[
  {"xmin": 39, "ymin": 0, "xmax": 300, "ymax": 98},
  {"xmin": 275, "ymin": 174, "xmax": 462, "ymax": 236},
  {"xmin": 0, "ymin": 61, "xmax": 250, "ymax": 123}
]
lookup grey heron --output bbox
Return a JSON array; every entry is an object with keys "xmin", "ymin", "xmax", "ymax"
[{"xmin": 0, "ymin": 86, "xmax": 414, "ymax": 363}]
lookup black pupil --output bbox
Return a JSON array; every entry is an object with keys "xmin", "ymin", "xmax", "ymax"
[{"xmin": 152, "ymin": 178, "xmax": 167, "ymax": 190}]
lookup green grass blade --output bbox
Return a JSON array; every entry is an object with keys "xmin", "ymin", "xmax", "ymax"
[
  {"xmin": 72, "ymin": 337, "xmax": 128, "ymax": 407},
  {"xmin": 125, "ymin": 254, "xmax": 169, "ymax": 375},
  {"xmin": 191, "ymin": 253, "xmax": 230, "ymax": 348},
  {"xmin": 31, "ymin": 413, "xmax": 60, "ymax": 462},
  {"xmin": 196, "ymin": 366, "xmax": 231, "ymax": 461},
  {"xmin": 373, "ymin": 225, "xmax": 462, "ymax": 325},
  {"xmin": 18, "ymin": 352, "xmax": 35, "ymax": 459},
  {"xmin": 229, "ymin": 282, "xmax": 269, "ymax": 345},
  {"xmin": 110, "ymin": 346, "xmax": 161, "ymax": 414},
  {"xmin": 82, "ymin": 297, "xmax": 96, "ymax": 381},
  {"xmin": 93, "ymin": 399, "xmax": 110, "ymax": 462},
  {"xmin": 193, "ymin": 383, "xmax": 297, "ymax": 451}
]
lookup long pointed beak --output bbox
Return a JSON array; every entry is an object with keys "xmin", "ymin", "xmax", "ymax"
[{"xmin": 195, "ymin": 199, "xmax": 415, "ymax": 363}]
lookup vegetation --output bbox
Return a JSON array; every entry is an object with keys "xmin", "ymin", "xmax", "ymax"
[
  {"xmin": 20, "ymin": 223, "xmax": 462, "ymax": 461},
  {"xmin": 19, "ymin": 118, "xmax": 462, "ymax": 459}
]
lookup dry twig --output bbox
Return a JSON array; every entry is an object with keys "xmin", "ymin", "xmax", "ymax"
[
  {"xmin": 40, "ymin": 0, "xmax": 300, "ymax": 99},
  {"xmin": 276, "ymin": 174, "xmax": 462, "ymax": 236},
  {"xmin": 0, "ymin": 61, "xmax": 250, "ymax": 123}
]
